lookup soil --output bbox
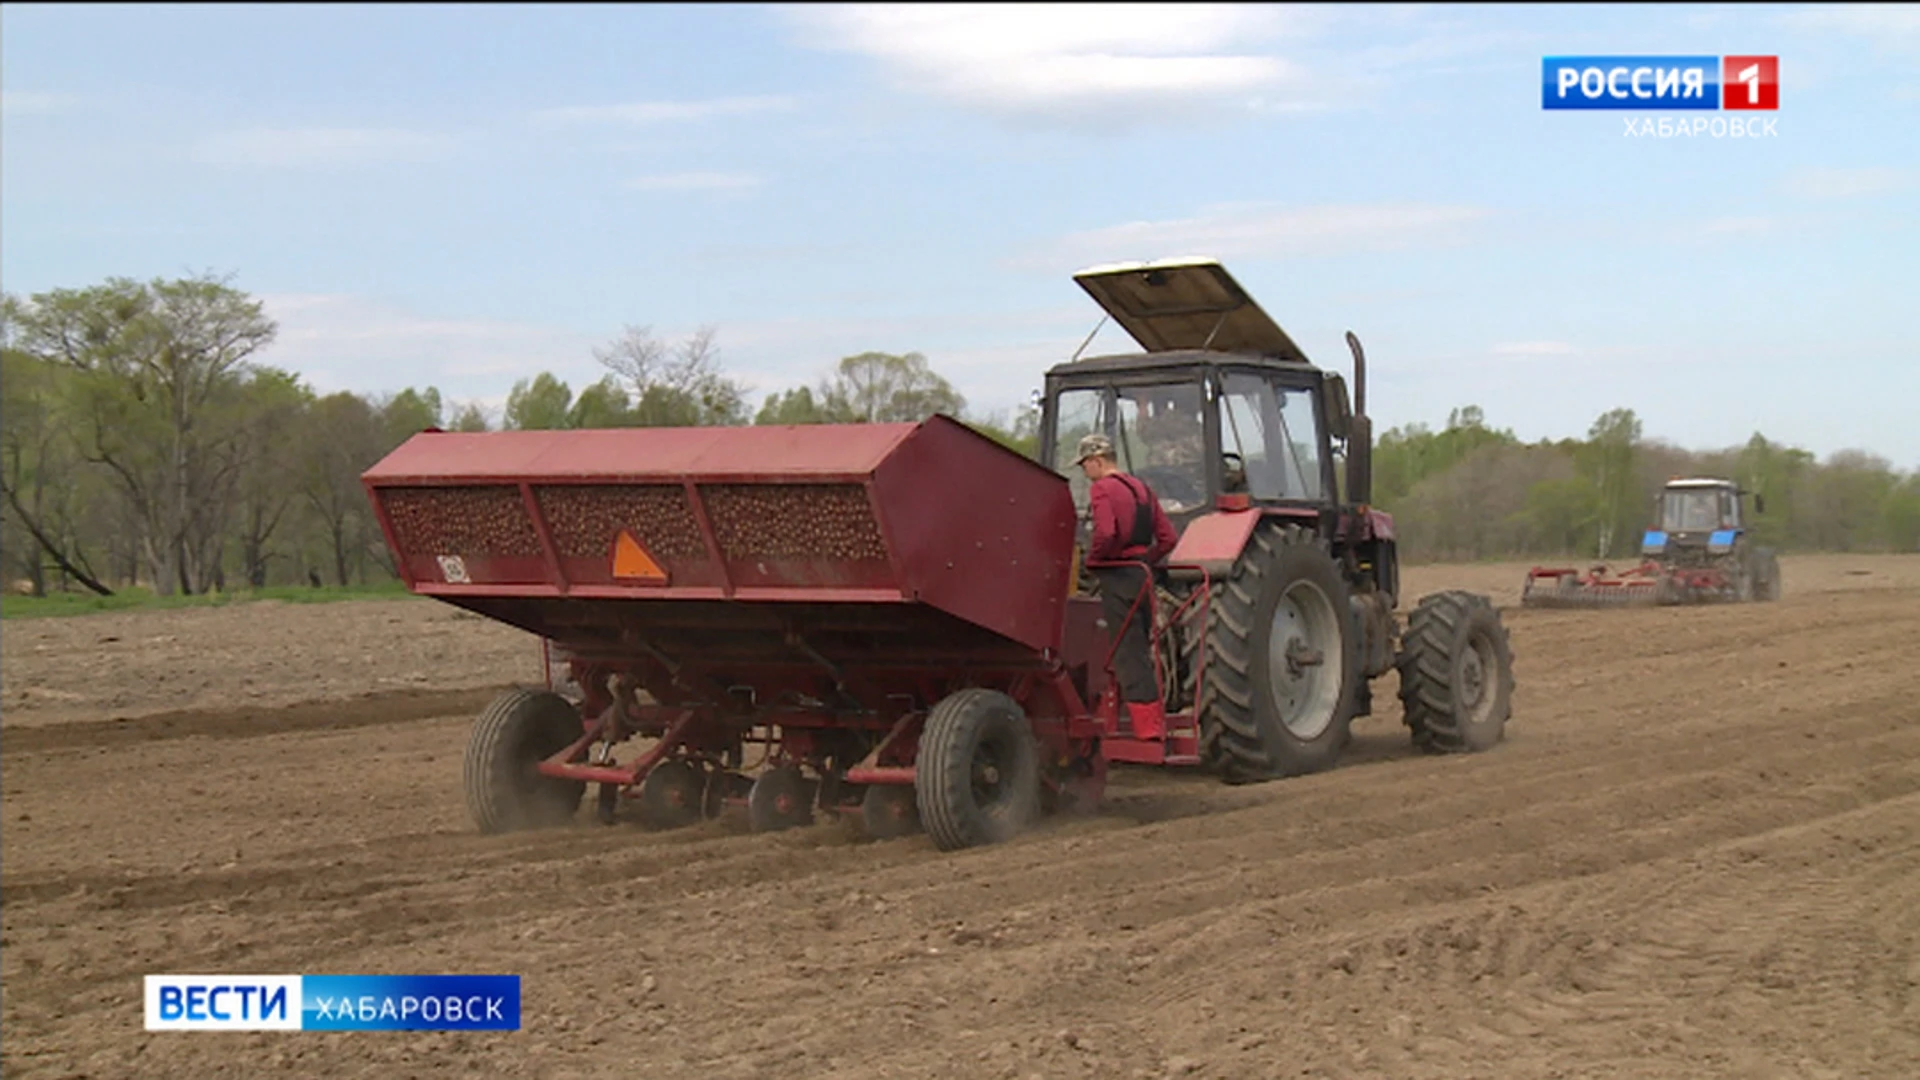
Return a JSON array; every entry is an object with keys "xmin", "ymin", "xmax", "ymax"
[{"xmin": 3, "ymin": 553, "xmax": 1917, "ymax": 1079}]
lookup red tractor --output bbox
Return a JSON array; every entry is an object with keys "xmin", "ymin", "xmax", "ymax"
[{"xmin": 362, "ymin": 258, "xmax": 1515, "ymax": 851}]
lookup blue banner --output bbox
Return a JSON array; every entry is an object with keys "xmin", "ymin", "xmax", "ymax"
[
  {"xmin": 301, "ymin": 975, "xmax": 521, "ymax": 1031},
  {"xmin": 1543, "ymin": 56, "xmax": 1720, "ymax": 110}
]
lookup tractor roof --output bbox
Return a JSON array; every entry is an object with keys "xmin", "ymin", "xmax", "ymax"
[
  {"xmin": 1070, "ymin": 257, "xmax": 1313, "ymax": 364},
  {"xmin": 1045, "ymin": 348, "xmax": 1319, "ymax": 381},
  {"xmin": 1664, "ymin": 477, "xmax": 1739, "ymax": 490}
]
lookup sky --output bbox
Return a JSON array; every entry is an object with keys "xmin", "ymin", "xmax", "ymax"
[{"xmin": 4, "ymin": 3, "xmax": 1917, "ymax": 466}]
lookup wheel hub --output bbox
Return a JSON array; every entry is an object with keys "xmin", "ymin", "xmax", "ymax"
[
  {"xmin": 1267, "ymin": 582, "xmax": 1341, "ymax": 741},
  {"xmin": 1460, "ymin": 648, "xmax": 1485, "ymax": 707}
]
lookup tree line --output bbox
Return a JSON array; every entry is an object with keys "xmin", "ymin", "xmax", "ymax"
[
  {"xmin": 1373, "ymin": 406, "xmax": 1920, "ymax": 562},
  {"xmin": 0, "ymin": 274, "xmax": 1035, "ymax": 596},
  {"xmin": 3, "ymin": 273, "xmax": 1913, "ymax": 596}
]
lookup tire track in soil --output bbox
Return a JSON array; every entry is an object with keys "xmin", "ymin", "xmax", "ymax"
[{"xmin": 0, "ymin": 685, "xmax": 518, "ymax": 755}]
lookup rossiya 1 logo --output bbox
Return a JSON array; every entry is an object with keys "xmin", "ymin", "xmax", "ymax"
[{"xmin": 1541, "ymin": 55, "xmax": 1779, "ymax": 138}]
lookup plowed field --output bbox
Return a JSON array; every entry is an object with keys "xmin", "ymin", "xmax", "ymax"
[{"xmin": 4, "ymin": 554, "xmax": 1917, "ymax": 1079}]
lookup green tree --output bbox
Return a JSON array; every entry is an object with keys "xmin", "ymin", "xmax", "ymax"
[
  {"xmin": 754, "ymin": 386, "xmax": 848, "ymax": 425},
  {"xmin": 294, "ymin": 392, "xmax": 387, "ymax": 585},
  {"xmin": 567, "ymin": 376, "xmax": 633, "ymax": 428},
  {"xmin": 1578, "ymin": 407, "xmax": 1642, "ymax": 558},
  {"xmin": 231, "ymin": 368, "xmax": 313, "ymax": 587},
  {"xmin": 1797, "ymin": 450, "xmax": 1896, "ymax": 551},
  {"xmin": 380, "ymin": 387, "xmax": 443, "ymax": 446},
  {"xmin": 1885, "ymin": 474, "xmax": 1920, "ymax": 552},
  {"xmin": 0, "ymin": 335, "xmax": 114, "ymax": 595},
  {"xmin": 1523, "ymin": 475, "xmax": 1603, "ymax": 555},
  {"xmin": 1736, "ymin": 432, "xmax": 1813, "ymax": 548},
  {"xmin": 504, "ymin": 372, "xmax": 573, "ymax": 430},
  {"xmin": 820, "ymin": 351, "xmax": 964, "ymax": 422},
  {"xmin": 965, "ymin": 404, "xmax": 1041, "ymax": 459},
  {"xmin": 448, "ymin": 402, "xmax": 491, "ymax": 432},
  {"xmin": 1373, "ymin": 405, "xmax": 1517, "ymax": 508},
  {"xmin": 11, "ymin": 273, "xmax": 277, "ymax": 594}
]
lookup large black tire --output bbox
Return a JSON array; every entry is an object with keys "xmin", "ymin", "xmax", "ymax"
[
  {"xmin": 1397, "ymin": 591, "xmax": 1514, "ymax": 754},
  {"xmin": 916, "ymin": 689, "xmax": 1040, "ymax": 852},
  {"xmin": 1191, "ymin": 522, "xmax": 1358, "ymax": 784},
  {"xmin": 1754, "ymin": 548, "xmax": 1782, "ymax": 601},
  {"xmin": 464, "ymin": 689, "xmax": 587, "ymax": 834}
]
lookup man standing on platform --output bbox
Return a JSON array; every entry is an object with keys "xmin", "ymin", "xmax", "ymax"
[{"xmin": 1074, "ymin": 433, "xmax": 1179, "ymax": 740}]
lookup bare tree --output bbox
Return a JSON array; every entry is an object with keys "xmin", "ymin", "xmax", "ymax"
[{"xmin": 595, "ymin": 325, "xmax": 748, "ymax": 426}]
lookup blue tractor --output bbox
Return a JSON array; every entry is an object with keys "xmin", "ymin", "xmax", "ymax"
[{"xmin": 1523, "ymin": 477, "xmax": 1782, "ymax": 608}]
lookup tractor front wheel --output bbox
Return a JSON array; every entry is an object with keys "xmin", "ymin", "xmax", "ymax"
[
  {"xmin": 1397, "ymin": 591, "xmax": 1514, "ymax": 754},
  {"xmin": 464, "ymin": 689, "xmax": 587, "ymax": 834},
  {"xmin": 916, "ymin": 689, "xmax": 1040, "ymax": 851}
]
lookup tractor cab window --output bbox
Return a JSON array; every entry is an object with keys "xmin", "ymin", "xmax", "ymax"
[
  {"xmin": 1050, "ymin": 382, "xmax": 1210, "ymax": 514},
  {"xmin": 1217, "ymin": 372, "xmax": 1323, "ymax": 501},
  {"xmin": 1662, "ymin": 489, "xmax": 1723, "ymax": 532},
  {"xmin": 1051, "ymin": 388, "xmax": 1104, "ymax": 509},
  {"xmin": 1115, "ymin": 383, "xmax": 1208, "ymax": 512}
]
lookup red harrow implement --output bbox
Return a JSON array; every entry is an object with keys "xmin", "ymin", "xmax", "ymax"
[{"xmin": 1520, "ymin": 563, "xmax": 1669, "ymax": 608}]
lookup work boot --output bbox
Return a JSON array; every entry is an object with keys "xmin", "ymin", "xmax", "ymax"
[{"xmin": 1126, "ymin": 700, "xmax": 1166, "ymax": 741}]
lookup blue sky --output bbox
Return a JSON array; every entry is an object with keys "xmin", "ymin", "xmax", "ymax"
[{"xmin": 4, "ymin": 3, "xmax": 1917, "ymax": 465}]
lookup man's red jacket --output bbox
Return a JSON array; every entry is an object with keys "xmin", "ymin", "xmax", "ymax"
[{"xmin": 1088, "ymin": 473, "xmax": 1179, "ymax": 564}]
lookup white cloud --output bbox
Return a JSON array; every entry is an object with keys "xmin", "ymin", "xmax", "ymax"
[
  {"xmin": 194, "ymin": 127, "xmax": 454, "ymax": 167},
  {"xmin": 1786, "ymin": 167, "xmax": 1911, "ymax": 200},
  {"xmin": 0, "ymin": 91, "xmax": 72, "ymax": 116},
  {"xmin": 1015, "ymin": 202, "xmax": 1491, "ymax": 271},
  {"xmin": 531, "ymin": 95, "xmax": 794, "ymax": 125},
  {"xmin": 627, "ymin": 172, "xmax": 764, "ymax": 192},
  {"xmin": 259, "ymin": 294, "xmax": 596, "ymax": 398},
  {"xmin": 787, "ymin": 3, "xmax": 1319, "ymax": 125}
]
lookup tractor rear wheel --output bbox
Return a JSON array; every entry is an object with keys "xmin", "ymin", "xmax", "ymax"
[
  {"xmin": 1754, "ymin": 548, "xmax": 1782, "ymax": 601},
  {"xmin": 916, "ymin": 689, "xmax": 1040, "ymax": 851},
  {"xmin": 1397, "ymin": 591, "xmax": 1514, "ymax": 753},
  {"xmin": 1191, "ymin": 522, "xmax": 1358, "ymax": 784},
  {"xmin": 464, "ymin": 689, "xmax": 587, "ymax": 834}
]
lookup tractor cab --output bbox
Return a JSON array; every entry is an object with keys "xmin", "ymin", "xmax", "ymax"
[
  {"xmin": 1037, "ymin": 258, "xmax": 1357, "ymax": 529},
  {"xmin": 1657, "ymin": 479, "xmax": 1745, "ymax": 535},
  {"xmin": 1645, "ymin": 478, "xmax": 1765, "ymax": 561}
]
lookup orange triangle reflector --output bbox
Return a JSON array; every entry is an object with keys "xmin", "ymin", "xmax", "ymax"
[{"xmin": 611, "ymin": 530, "xmax": 667, "ymax": 583}]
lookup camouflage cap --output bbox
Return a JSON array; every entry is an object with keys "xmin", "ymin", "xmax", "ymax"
[{"xmin": 1073, "ymin": 433, "xmax": 1115, "ymax": 464}]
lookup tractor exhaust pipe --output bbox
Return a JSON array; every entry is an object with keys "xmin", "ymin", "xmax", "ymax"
[{"xmin": 1344, "ymin": 331, "xmax": 1373, "ymax": 508}]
